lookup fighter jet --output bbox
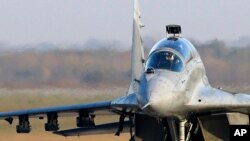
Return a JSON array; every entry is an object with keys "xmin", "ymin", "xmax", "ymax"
[{"xmin": 0, "ymin": 0, "xmax": 250, "ymax": 141}]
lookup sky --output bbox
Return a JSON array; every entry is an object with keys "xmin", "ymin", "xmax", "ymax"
[{"xmin": 0, "ymin": 0, "xmax": 250, "ymax": 46}]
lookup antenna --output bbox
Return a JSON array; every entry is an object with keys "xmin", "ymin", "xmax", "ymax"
[{"xmin": 166, "ymin": 25, "xmax": 182, "ymax": 38}]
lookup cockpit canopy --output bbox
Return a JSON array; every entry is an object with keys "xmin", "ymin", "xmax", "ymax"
[
  {"xmin": 146, "ymin": 38, "xmax": 195, "ymax": 72},
  {"xmin": 146, "ymin": 50, "xmax": 184, "ymax": 72}
]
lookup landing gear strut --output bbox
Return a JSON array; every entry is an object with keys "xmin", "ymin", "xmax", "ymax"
[
  {"xmin": 115, "ymin": 114, "xmax": 126, "ymax": 136},
  {"xmin": 179, "ymin": 120, "xmax": 194, "ymax": 141},
  {"xmin": 179, "ymin": 120, "xmax": 186, "ymax": 141}
]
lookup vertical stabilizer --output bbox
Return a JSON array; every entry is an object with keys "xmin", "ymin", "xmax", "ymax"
[{"xmin": 127, "ymin": 0, "xmax": 145, "ymax": 95}]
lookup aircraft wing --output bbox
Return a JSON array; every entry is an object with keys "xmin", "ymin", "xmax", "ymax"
[
  {"xmin": 0, "ymin": 93, "xmax": 138, "ymax": 118},
  {"xmin": 186, "ymin": 87, "xmax": 250, "ymax": 115},
  {"xmin": 0, "ymin": 93, "xmax": 139, "ymax": 134},
  {"xmin": 0, "ymin": 101, "xmax": 112, "ymax": 119}
]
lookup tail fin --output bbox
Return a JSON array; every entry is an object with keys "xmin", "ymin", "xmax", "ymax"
[{"xmin": 127, "ymin": 0, "xmax": 145, "ymax": 95}]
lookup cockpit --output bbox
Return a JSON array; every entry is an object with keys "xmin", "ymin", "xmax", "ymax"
[
  {"xmin": 146, "ymin": 50, "xmax": 184, "ymax": 72},
  {"xmin": 145, "ymin": 38, "xmax": 195, "ymax": 72}
]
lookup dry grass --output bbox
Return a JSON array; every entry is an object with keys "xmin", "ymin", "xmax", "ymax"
[{"xmin": 0, "ymin": 134, "xmax": 129, "ymax": 141}]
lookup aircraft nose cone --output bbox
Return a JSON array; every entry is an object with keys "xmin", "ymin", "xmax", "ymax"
[
  {"xmin": 148, "ymin": 77, "xmax": 173, "ymax": 103},
  {"xmin": 142, "ymin": 75, "xmax": 176, "ymax": 115}
]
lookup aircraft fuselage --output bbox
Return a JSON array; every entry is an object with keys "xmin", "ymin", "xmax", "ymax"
[{"xmin": 137, "ymin": 37, "xmax": 209, "ymax": 119}]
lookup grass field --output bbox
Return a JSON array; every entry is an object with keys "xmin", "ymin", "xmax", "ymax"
[
  {"xmin": 0, "ymin": 133, "xmax": 129, "ymax": 141},
  {"xmin": 0, "ymin": 87, "xmax": 130, "ymax": 141},
  {"xmin": 0, "ymin": 86, "xmax": 249, "ymax": 141}
]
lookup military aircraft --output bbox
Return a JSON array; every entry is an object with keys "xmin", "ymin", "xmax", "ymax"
[{"xmin": 0, "ymin": 0, "xmax": 250, "ymax": 141}]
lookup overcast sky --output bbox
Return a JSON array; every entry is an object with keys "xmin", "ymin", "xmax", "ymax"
[{"xmin": 0, "ymin": 0, "xmax": 250, "ymax": 46}]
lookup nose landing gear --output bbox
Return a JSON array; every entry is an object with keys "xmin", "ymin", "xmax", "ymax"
[{"xmin": 179, "ymin": 120, "xmax": 186, "ymax": 141}]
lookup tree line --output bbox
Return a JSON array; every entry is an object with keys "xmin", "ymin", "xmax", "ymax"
[{"xmin": 0, "ymin": 39, "xmax": 249, "ymax": 88}]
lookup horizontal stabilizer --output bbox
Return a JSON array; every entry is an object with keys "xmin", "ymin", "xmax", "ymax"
[{"xmin": 53, "ymin": 121, "xmax": 131, "ymax": 137}]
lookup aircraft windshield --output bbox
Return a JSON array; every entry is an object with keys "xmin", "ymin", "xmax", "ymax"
[
  {"xmin": 149, "ymin": 38, "xmax": 193, "ymax": 63},
  {"xmin": 145, "ymin": 50, "xmax": 184, "ymax": 72}
]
